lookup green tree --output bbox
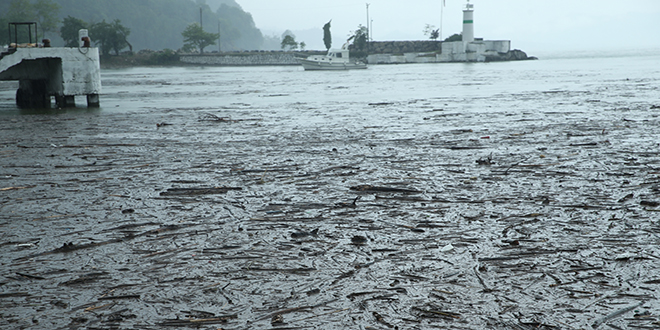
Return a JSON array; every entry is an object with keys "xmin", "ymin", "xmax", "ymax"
[
  {"xmin": 33, "ymin": 0, "xmax": 60, "ymax": 39},
  {"xmin": 147, "ymin": 49, "xmax": 180, "ymax": 65},
  {"xmin": 5, "ymin": 0, "xmax": 35, "ymax": 44},
  {"xmin": 181, "ymin": 43, "xmax": 196, "ymax": 53},
  {"xmin": 348, "ymin": 25, "xmax": 368, "ymax": 51},
  {"xmin": 430, "ymin": 29, "xmax": 440, "ymax": 40},
  {"xmin": 182, "ymin": 23, "xmax": 220, "ymax": 53},
  {"xmin": 423, "ymin": 24, "xmax": 439, "ymax": 40},
  {"xmin": 5, "ymin": 0, "xmax": 35, "ymax": 22},
  {"xmin": 0, "ymin": 0, "xmax": 264, "ymax": 52},
  {"xmin": 90, "ymin": 20, "xmax": 112, "ymax": 55},
  {"xmin": 323, "ymin": 20, "xmax": 332, "ymax": 50},
  {"xmin": 90, "ymin": 19, "xmax": 131, "ymax": 56},
  {"xmin": 0, "ymin": 17, "xmax": 9, "ymax": 45},
  {"xmin": 4, "ymin": 0, "xmax": 59, "ymax": 40},
  {"xmin": 280, "ymin": 35, "xmax": 298, "ymax": 51},
  {"xmin": 216, "ymin": 3, "xmax": 263, "ymax": 51},
  {"xmin": 299, "ymin": 41, "xmax": 306, "ymax": 51},
  {"xmin": 60, "ymin": 16, "xmax": 88, "ymax": 47},
  {"xmin": 110, "ymin": 19, "xmax": 132, "ymax": 54},
  {"xmin": 444, "ymin": 33, "xmax": 462, "ymax": 42}
]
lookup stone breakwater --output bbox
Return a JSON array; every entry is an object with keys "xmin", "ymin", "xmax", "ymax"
[
  {"xmin": 360, "ymin": 40, "xmax": 443, "ymax": 54},
  {"xmin": 178, "ymin": 40, "xmax": 534, "ymax": 66},
  {"xmin": 485, "ymin": 49, "xmax": 532, "ymax": 62},
  {"xmin": 368, "ymin": 49, "xmax": 534, "ymax": 64},
  {"xmin": 180, "ymin": 52, "xmax": 312, "ymax": 66}
]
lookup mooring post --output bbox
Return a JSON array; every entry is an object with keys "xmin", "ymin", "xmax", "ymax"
[
  {"xmin": 86, "ymin": 94, "xmax": 99, "ymax": 107},
  {"xmin": 55, "ymin": 95, "xmax": 75, "ymax": 108}
]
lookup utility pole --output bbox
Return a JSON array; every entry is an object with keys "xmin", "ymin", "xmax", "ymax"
[
  {"xmin": 366, "ymin": 3, "xmax": 370, "ymax": 41},
  {"xmin": 218, "ymin": 21, "xmax": 221, "ymax": 52},
  {"xmin": 200, "ymin": 7, "xmax": 203, "ymax": 28},
  {"xmin": 440, "ymin": 0, "xmax": 444, "ymax": 41}
]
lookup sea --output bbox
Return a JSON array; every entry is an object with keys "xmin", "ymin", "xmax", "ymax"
[
  {"xmin": 1, "ymin": 49, "xmax": 659, "ymax": 126},
  {"xmin": 1, "ymin": 49, "xmax": 660, "ymax": 329}
]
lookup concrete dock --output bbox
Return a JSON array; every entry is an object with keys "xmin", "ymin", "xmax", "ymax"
[{"xmin": 0, "ymin": 47, "xmax": 101, "ymax": 108}]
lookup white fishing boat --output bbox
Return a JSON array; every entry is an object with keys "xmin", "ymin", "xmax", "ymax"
[{"xmin": 298, "ymin": 43, "xmax": 367, "ymax": 71}]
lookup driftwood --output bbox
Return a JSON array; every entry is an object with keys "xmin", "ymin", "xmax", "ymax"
[
  {"xmin": 350, "ymin": 185, "xmax": 420, "ymax": 193},
  {"xmin": 159, "ymin": 187, "xmax": 242, "ymax": 196},
  {"xmin": 3, "ymin": 70, "xmax": 660, "ymax": 329}
]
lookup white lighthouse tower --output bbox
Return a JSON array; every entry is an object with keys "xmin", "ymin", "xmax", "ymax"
[
  {"xmin": 438, "ymin": 0, "xmax": 515, "ymax": 63},
  {"xmin": 462, "ymin": 0, "xmax": 475, "ymax": 47}
]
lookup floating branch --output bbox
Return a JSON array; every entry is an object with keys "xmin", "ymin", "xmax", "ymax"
[
  {"xmin": 350, "ymin": 185, "xmax": 420, "ymax": 193},
  {"xmin": 160, "ymin": 187, "xmax": 242, "ymax": 196}
]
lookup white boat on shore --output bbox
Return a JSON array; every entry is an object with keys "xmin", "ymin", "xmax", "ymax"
[{"xmin": 298, "ymin": 43, "xmax": 367, "ymax": 71}]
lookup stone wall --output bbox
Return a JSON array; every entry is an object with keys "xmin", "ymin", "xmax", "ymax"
[
  {"xmin": 180, "ymin": 52, "xmax": 310, "ymax": 66},
  {"xmin": 177, "ymin": 41, "xmax": 534, "ymax": 66},
  {"xmin": 361, "ymin": 41, "xmax": 442, "ymax": 54},
  {"xmin": 367, "ymin": 47, "xmax": 534, "ymax": 64}
]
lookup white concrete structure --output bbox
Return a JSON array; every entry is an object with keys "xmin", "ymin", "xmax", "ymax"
[
  {"xmin": 363, "ymin": 0, "xmax": 530, "ymax": 64},
  {"xmin": 366, "ymin": 40, "xmax": 513, "ymax": 63},
  {"xmin": 438, "ymin": 39, "xmax": 511, "ymax": 62},
  {"xmin": 437, "ymin": 1, "xmax": 514, "ymax": 63},
  {"xmin": 462, "ymin": 1, "xmax": 475, "ymax": 45},
  {"xmin": 0, "ymin": 47, "xmax": 101, "ymax": 108}
]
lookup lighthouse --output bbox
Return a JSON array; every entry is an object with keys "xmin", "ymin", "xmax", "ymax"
[
  {"xmin": 436, "ymin": 0, "xmax": 520, "ymax": 62},
  {"xmin": 462, "ymin": 1, "xmax": 475, "ymax": 45}
]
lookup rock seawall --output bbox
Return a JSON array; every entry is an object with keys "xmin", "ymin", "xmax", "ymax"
[
  {"xmin": 367, "ymin": 49, "xmax": 535, "ymax": 64},
  {"xmin": 176, "ymin": 42, "xmax": 535, "ymax": 66},
  {"xmin": 484, "ymin": 49, "xmax": 534, "ymax": 62},
  {"xmin": 363, "ymin": 41, "xmax": 442, "ymax": 54},
  {"xmin": 180, "ymin": 52, "xmax": 307, "ymax": 66}
]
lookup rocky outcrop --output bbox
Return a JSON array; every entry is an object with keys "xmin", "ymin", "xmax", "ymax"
[{"xmin": 484, "ymin": 49, "xmax": 537, "ymax": 62}]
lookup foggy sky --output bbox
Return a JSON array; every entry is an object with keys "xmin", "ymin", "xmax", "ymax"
[{"xmin": 237, "ymin": 0, "xmax": 660, "ymax": 53}]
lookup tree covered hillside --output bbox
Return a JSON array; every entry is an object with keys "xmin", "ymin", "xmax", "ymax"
[
  {"xmin": 1, "ymin": 0, "xmax": 264, "ymax": 51},
  {"xmin": 202, "ymin": 0, "xmax": 241, "ymax": 11}
]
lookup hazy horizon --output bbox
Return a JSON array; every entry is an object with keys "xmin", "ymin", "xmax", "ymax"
[{"xmin": 238, "ymin": 0, "xmax": 660, "ymax": 53}]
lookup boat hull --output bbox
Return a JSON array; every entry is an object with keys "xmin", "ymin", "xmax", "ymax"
[{"xmin": 299, "ymin": 59, "xmax": 367, "ymax": 71}]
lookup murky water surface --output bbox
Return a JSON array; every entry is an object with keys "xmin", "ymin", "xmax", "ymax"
[{"xmin": 1, "ymin": 52, "xmax": 660, "ymax": 329}]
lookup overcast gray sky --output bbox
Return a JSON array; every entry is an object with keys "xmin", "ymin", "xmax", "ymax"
[{"xmin": 238, "ymin": 0, "xmax": 660, "ymax": 53}]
